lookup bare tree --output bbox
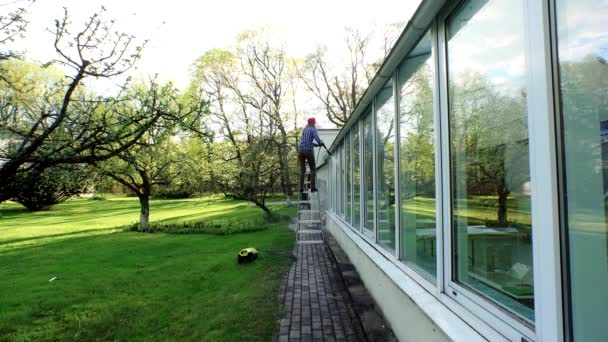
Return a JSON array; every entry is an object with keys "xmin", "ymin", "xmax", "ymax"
[
  {"xmin": 190, "ymin": 43, "xmax": 286, "ymax": 213},
  {"xmin": 0, "ymin": 8, "xmax": 159, "ymax": 202},
  {"xmin": 0, "ymin": 1, "xmax": 29, "ymax": 60},
  {"xmin": 297, "ymin": 28, "xmax": 375, "ymax": 127},
  {"xmin": 233, "ymin": 31, "xmax": 295, "ymax": 205}
]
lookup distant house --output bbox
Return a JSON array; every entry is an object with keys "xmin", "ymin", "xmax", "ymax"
[{"xmin": 316, "ymin": 0, "xmax": 608, "ymax": 341}]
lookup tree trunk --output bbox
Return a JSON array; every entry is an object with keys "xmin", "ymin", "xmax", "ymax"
[
  {"xmin": 138, "ymin": 194, "xmax": 150, "ymax": 232},
  {"xmin": 252, "ymin": 198, "xmax": 273, "ymax": 217},
  {"xmin": 276, "ymin": 141, "xmax": 292, "ymax": 205},
  {"xmin": 496, "ymin": 184, "xmax": 510, "ymax": 227}
]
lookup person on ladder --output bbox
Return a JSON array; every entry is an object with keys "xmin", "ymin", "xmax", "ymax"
[{"xmin": 298, "ymin": 117, "xmax": 325, "ymax": 197}]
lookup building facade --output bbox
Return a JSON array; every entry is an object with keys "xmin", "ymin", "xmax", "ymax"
[{"xmin": 316, "ymin": 0, "xmax": 608, "ymax": 341}]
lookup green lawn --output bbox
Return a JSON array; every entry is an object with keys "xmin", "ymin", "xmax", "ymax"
[{"xmin": 0, "ymin": 196, "xmax": 295, "ymax": 341}]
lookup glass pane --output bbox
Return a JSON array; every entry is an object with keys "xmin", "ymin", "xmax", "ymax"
[
  {"xmin": 340, "ymin": 145, "xmax": 345, "ymax": 216},
  {"xmin": 398, "ymin": 31, "xmax": 437, "ymax": 281},
  {"xmin": 337, "ymin": 147, "xmax": 340, "ymax": 213},
  {"xmin": 363, "ymin": 111, "xmax": 375, "ymax": 234},
  {"xmin": 353, "ymin": 126, "xmax": 361, "ymax": 230},
  {"xmin": 447, "ymin": 0, "xmax": 534, "ymax": 322},
  {"xmin": 330, "ymin": 158, "xmax": 334, "ymax": 210},
  {"xmin": 556, "ymin": 0, "xmax": 608, "ymax": 339},
  {"xmin": 376, "ymin": 80, "xmax": 396, "ymax": 252},
  {"xmin": 331, "ymin": 158, "xmax": 334, "ymax": 210},
  {"xmin": 346, "ymin": 133, "xmax": 352, "ymax": 224},
  {"xmin": 342, "ymin": 145, "xmax": 347, "ymax": 217},
  {"xmin": 333, "ymin": 157, "xmax": 336, "ymax": 210}
]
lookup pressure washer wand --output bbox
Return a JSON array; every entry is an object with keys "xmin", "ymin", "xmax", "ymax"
[{"xmin": 321, "ymin": 143, "xmax": 332, "ymax": 156}]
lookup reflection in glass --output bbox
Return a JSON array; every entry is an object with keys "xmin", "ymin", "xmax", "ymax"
[
  {"xmin": 363, "ymin": 111, "xmax": 375, "ymax": 234},
  {"xmin": 376, "ymin": 80, "xmax": 396, "ymax": 252},
  {"xmin": 447, "ymin": 0, "xmax": 534, "ymax": 321},
  {"xmin": 398, "ymin": 31, "xmax": 437, "ymax": 281},
  {"xmin": 340, "ymin": 145, "xmax": 345, "ymax": 217},
  {"xmin": 346, "ymin": 132, "xmax": 352, "ymax": 224},
  {"xmin": 328, "ymin": 158, "xmax": 332, "ymax": 209},
  {"xmin": 556, "ymin": 0, "xmax": 608, "ymax": 339},
  {"xmin": 337, "ymin": 147, "xmax": 341, "ymax": 214},
  {"xmin": 353, "ymin": 126, "xmax": 362, "ymax": 230}
]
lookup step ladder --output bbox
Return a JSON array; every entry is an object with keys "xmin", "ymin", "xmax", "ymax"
[{"xmin": 296, "ymin": 167, "xmax": 323, "ymax": 244}]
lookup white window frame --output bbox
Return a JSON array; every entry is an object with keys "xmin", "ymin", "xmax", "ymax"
[
  {"xmin": 357, "ymin": 121, "xmax": 364, "ymax": 233},
  {"xmin": 393, "ymin": 69, "xmax": 402, "ymax": 261},
  {"xmin": 362, "ymin": 109, "xmax": 376, "ymax": 240},
  {"xmin": 437, "ymin": 2, "xmax": 536, "ymax": 338},
  {"xmin": 342, "ymin": 143, "xmax": 347, "ymax": 218},
  {"xmin": 529, "ymin": 0, "xmax": 564, "ymax": 340},
  {"xmin": 375, "ymin": 77, "xmax": 396, "ymax": 254},
  {"xmin": 392, "ymin": 25, "xmax": 442, "ymax": 290},
  {"xmin": 346, "ymin": 128, "xmax": 355, "ymax": 226},
  {"xmin": 436, "ymin": 0, "xmax": 563, "ymax": 340}
]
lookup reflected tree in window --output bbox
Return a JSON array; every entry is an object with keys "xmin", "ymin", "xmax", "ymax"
[
  {"xmin": 399, "ymin": 55, "xmax": 437, "ymax": 279},
  {"xmin": 376, "ymin": 80, "xmax": 396, "ymax": 252}
]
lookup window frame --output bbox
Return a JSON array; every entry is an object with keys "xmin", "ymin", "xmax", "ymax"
[
  {"xmin": 393, "ymin": 27, "xmax": 441, "ymax": 286},
  {"xmin": 340, "ymin": 144, "xmax": 345, "ymax": 217},
  {"xmin": 362, "ymin": 108, "xmax": 377, "ymax": 240},
  {"xmin": 546, "ymin": 0, "xmax": 583, "ymax": 340},
  {"xmin": 347, "ymin": 130, "xmax": 353, "ymax": 225},
  {"xmin": 438, "ymin": 1, "xmax": 535, "ymax": 338},
  {"xmin": 436, "ymin": 0, "xmax": 563, "ymax": 340},
  {"xmin": 374, "ymin": 77, "xmax": 397, "ymax": 254},
  {"xmin": 342, "ymin": 143, "xmax": 347, "ymax": 218},
  {"xmin": 356, "ymin": 121, "xmax": 364, "ymax": 232}
]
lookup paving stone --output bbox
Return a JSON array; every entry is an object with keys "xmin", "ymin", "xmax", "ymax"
[{"xmin": 275, "ymin": 214, "xmax": 367, "ymax": 342}]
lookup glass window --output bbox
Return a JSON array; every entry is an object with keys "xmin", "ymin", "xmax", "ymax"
[
  {"xmin": 330, "ymin": 158, "xmax": 333, "ymax": 210},
  {"xmin": 353, "ymin": 124, "xmax": 362, "ymax": 230},
  {"xmin": 334, "ymin": 155, "xmax": 338, "ymax": 211},
  {"xmin": 363, "ymin": 110, "xmax": 375, "ymax": 235},
  {"xmin": 341, "ymin": 145, "xmax": 346, "ymax": 217},
  {"xmin": 342, "ymin": 144, "xmax": 347, "ymax": 217},
  {"xmin": 446, "ymin": 0, "xmax": 534, "ymax": 322},
  {"xmin": 330, "ymin": 157, "xmax": 334, "ymax": 210},
  {"xmin": 556, "ymin": 0, "xmax": 608, "ymax": 339},
  {"xmin": 346, "ymin": 132, "xmax": 352, "ymax": 224},
  {"xmin": 398, "ymin": 31, "xmax": 437, "ymax": 280},
  {"xmin": 338, "ymin": 145, "xmax": 343, "ymax": 216},
  {"xmin": 329, "ymin": 157, "xmax": 333, "ymax": 210},
  {"xmin": 376, "ymin": 79, "xmax": 396, "ymax": 252}
]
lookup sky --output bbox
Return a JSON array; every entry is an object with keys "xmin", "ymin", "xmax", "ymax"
[{"xmin": 6, "ymin": 0, "xmax": 422, "ymax": 91}]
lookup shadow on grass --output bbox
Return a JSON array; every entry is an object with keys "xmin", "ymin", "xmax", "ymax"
[
  {"xmin": 0, "ymin": 197, "xmax": 237, "ymax": 218},
  {"xmin": 0, "ymin": 227, "xmax": 119, "ymax": 248},
  {"xmin": 0, "ymin": 222, "xmax": 295, "ymax": 341},
  {"xmin": 0, "ymin": 200, "xmax": 294, "ymax": 252}
]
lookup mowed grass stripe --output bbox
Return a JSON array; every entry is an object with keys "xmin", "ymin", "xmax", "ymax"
[{"xmin": 0, "ymin": 196, "xmax": 295, "ymax": 341}]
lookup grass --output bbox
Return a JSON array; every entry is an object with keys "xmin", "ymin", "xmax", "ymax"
[{"xmin": 0, "ymin": 196, "xmax": 296, "ymax": 341}]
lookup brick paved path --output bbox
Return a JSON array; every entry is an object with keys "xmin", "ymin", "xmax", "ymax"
[{"xmin": 276, "ymin": 238, "xmax": 366, "ymax": 341}]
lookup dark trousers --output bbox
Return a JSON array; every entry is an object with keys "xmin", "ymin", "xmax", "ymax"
[{"xmin": 298, "ymin": 149, "xmax": 316, "ymax": 191}]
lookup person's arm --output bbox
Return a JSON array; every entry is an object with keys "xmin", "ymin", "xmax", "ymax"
[{"xmin": 312, "ymin": 128, "xmax": 324, "ymax": 147}]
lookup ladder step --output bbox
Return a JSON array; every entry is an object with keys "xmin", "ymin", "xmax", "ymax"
[
  {"xmin": 297, "ymin": 240, "xmax": 324, "ymax": 244},
  {"xmin": 299, "ymin": 220, "xmax": 321, "ymax": 224},
  {"xmin": 298, "ymin": 209, "xmax": 320, "ymax": 214},
  {"xmin": 298, "ymin": 229, "xmax": 322, "ymax": 233}
]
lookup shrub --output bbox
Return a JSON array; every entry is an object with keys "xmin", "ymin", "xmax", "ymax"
[
  {"xmin": 125, "ymin": 214, "xmax": 292, "ymax": 235},
  {"xmin": 11, "ymin": 165, "xmax": 92, "ymax": 211}
]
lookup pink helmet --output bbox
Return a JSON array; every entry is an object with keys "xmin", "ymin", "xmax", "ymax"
[{"xmin": 307, "ymin": 117, "xmax": 316, "ymax": 125}]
